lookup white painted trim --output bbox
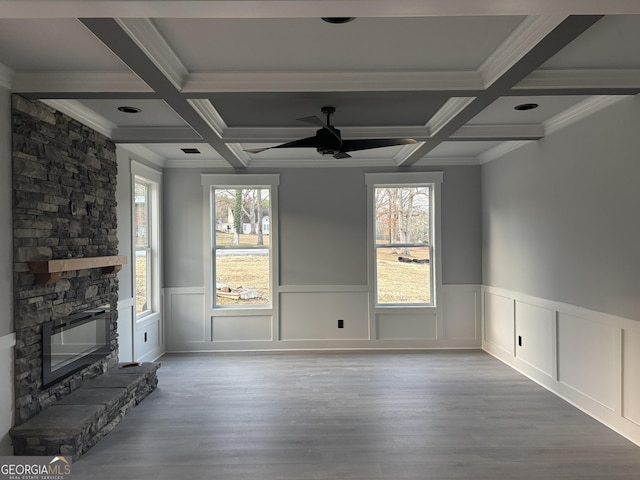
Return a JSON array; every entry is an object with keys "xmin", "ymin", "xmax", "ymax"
[
  {"xmin": 187, "ymin": 99, "xmax": 227, "ymax": 137},
  {"xmin": 183, "ymin": 70, "xmax": 483, "ymax": 93},
  {"xmin": 478, "ymin": 140, "xmax": 533, "ymax": 164},
  {"xmin": 40, "ymin": 99, "xmax": 115, "ymax": 137},
  {"xmin": 452, "ymin": 124, "xmax": 544, "ymax": 140},
  {"xmin": 201, "ymin": 173, "xmax": 280, "ymax": 187},
  {"xmin": 364, "ymin": 171, "xmax": 443, "ymax": 185},
  {"xmin": 112, "ymin": 127, "xmax": 202, "ymax": 143},
  {"xmin": 0, "ymin": 332, "xmax": 16, "ymax": 350},
  {"xmin": 131, "ymin": 159, "xmax": 164, "ymax": 180},
  {"xmin": 479, "ymin": 15, "xmax": 567, "ymax": 88},
  {"xmin": 117, "ymin": 297, "xmax": 136, "ymax": 311},
  {"xmin": 116, "ymin": 18, "xmax": 189, "ymax": 90},
  {"xmin": 164, "ymin": 158, "xmax": 230, "ymax": 168},
  {"xmin": 117, "ymin": 144, "xmax": 167, "ymax": 168},
  {"xmin": 12, "ymin": 72, "xmax": 152, "ymax": 93},
  {"xmin": 0, "ymin": 63, "xmax": 13, "ymax": 89},
  {"xmin": 414, "ymin": 156, "xmax": 479, "ymax": 166},
  {"xmin": 544, "ymin": 95, "xmax": 628, "ymax": 134},
  {"xmin": 163, "ymin": 286, "xmax": 205, "ymax": 296},
  {"xmin": 426, "ymin": 97, "xmax": 476, "ymax": 136},
  {"xmin": 515, "ymin": 68, "xmax": 640, "ymax": 90}
]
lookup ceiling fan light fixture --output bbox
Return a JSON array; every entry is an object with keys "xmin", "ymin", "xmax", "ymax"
[
  {"xmin": 117, "ymin": 106, "xmax": 141, "ymax": 114},
  {"xmin": 514, "ymin": 103, "xmax": 539, "ymax": 111},
  {"xmin": 321, "ymin": 17, "xmax": 355, "ymax": 24}
]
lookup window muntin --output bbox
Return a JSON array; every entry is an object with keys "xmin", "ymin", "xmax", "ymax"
[
  {"xmin": 374, "ymin": 185, "xmax": 433, "ymax": 305},
  {"xmin": 212, "ymin": 187, "xmax": 271, "ymax": 307},
  {"xmin": 134, "ymin": 178, "xmax": 152, "ymax": 316}
]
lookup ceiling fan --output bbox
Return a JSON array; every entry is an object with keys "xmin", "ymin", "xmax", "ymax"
[{"xmin": 244, "ymin": 106, "xmax": 418, "ymax": 159}]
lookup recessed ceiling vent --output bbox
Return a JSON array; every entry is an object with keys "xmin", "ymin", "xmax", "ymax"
[
  {"xmin": 181, "ymin": 148, "xmax": 201, "ymax": 154},
  {"xmin": 321, "ymin": 17, "xmax": 355, "ymax": 24}
]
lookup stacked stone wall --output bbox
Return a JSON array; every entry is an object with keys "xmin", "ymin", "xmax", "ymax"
[{"xmin": 12, "ymin": 95, "xmax": 119, "ymax": 425}]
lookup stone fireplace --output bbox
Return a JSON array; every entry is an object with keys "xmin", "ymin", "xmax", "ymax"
[{"xmin": 10, "ymin": 95, "xmax": 159, "ymax": 459}]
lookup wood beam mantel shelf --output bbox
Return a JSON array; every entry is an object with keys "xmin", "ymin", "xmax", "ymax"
[{"xmin": 28, "ymin": 255, "xmax": 127, "ymax": 285}]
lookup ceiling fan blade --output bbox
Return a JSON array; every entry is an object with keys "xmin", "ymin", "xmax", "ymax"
[
  {"xmin": 333, "ymin": 152, "xmax": 351, "ymax": 159},
  {"xmin": 340, "ymin": 138, "xmax": 418, "ymax": 153},
  {"xmin": 244, "ymin": 136, "xmax": 320, "ymax": 154}
]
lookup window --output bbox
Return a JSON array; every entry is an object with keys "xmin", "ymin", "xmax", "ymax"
[
  {"xmin": 134, "ymin": 175, "xmax": 158, "ymax": 317},
  {"xmin": 366, "ymin": 172, "xmax": 442, "ymax": 307},
  {"xmin": 203, "ymin": 174, "xmax": 279, "ymax": 310}
]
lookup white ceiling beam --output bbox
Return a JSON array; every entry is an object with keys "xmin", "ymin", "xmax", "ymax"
[
  {"xmin": 426, "ymin": 97, "xmax": 475, "ymax": 136},
  {"xmin": 451, "ymin": 124, "xmax": 544, "ymax": 140},
  {"xmin": 116, "ymin": 18, "xmax": 188, "ymax": 90},
  {"xmin": 183, "ymin": 71, "xmax": 483, "ymax": 93},
  {"xmin": 3, "ymin": 1, "xmax": 640, "ymax": 18}
]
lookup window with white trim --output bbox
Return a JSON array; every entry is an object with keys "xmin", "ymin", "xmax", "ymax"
[
  {"xmin": 366, "ymin": 173, "xmax": 442, "ymax": 307},
  {"xmin": 203, "ymin": 174, "xmax": 279, "ymax": 310},
  {"xmin": 134, "ymin": 176, "xmax": 156, "ymax": 316}
]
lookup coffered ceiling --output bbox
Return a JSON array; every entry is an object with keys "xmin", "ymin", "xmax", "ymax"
[{"xmin": 1, "ymin": 1, "xmax": 640, "ymax": 169}]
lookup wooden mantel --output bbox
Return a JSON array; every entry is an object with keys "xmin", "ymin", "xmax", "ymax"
[{"xmin": 28, "ymin": 255, "xmax": 128, "ymax": 285}]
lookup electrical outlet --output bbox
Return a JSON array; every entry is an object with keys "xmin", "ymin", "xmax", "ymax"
[{"xmin": 338, "ymin": 319, "xmax": 344, "ymax": 328}]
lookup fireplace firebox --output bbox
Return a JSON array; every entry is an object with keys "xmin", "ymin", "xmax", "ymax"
[{"xmin": 42, "ymin": 305, "xmax": 113, "ymax": 388}]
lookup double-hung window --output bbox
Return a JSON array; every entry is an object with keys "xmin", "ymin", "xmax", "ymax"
[
  {"xmin": 366, "ymin": 172, "xmax": 442, "ymax": 307},
  {"xmin": 203, "ymin": 175, "xmax": 279, "ymax": 309},
  {"xmin": 133, "ymin": 172, "xmax": 160, "ymax": 318}
]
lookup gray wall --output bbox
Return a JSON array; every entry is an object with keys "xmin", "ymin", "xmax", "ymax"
[
  {"xmin": 482, "ymin": 95, "xmax": 640, "ymax": 321},
  {"xmin": 163, "ymin": 165, "xmax": 482, "ymax": 289}
]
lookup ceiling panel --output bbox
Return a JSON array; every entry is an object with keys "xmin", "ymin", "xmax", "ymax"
[
  {"xmin": 542, "ymin": 15, "xmax": 640, "ymax": 69},
  {"xmin": 210, "ymin": 92, "xmax": 451, "ymax": 127},
  {"xmin": 0, "ymin": 19, "xmax": 128, "ymax": 72},
  {"xmin": 426, "ymin": 141, "xmax": 502, "ymax": 158},
  {"xmin": 467, "ymin": 95, "xmax": 591, "ymax": 125},
  {"xmin": 142, "ymin": 143, "xmax": 223, "ymax": 160},
  {"xmin": 153, "ymin": 16, "xmax": 525, "ymax": 72},
  {"xmin": 77, "ymin": 99, "xmax": 188, "ymax": 127}
]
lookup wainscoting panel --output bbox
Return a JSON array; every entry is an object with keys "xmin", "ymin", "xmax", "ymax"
[
  {"xmin": 135, "ymin": 313, "xmax": 163, "ymax": 362},
  {"xmin": 165, "ymin": 287, "xmax": 207, "ymax": 351},
  {"xmin": 212, "ymin": 315, "xmax": 273, "ymax": 342},
  {"xmin": 557, "ymin": 312, "xmax": 618, "ymax": 410},
  {"xmin": 515, "ymin": 301, "xmax": 554, "ymax": 378},
  {"xmin": 482, "ymin": 286, "xmax": 640, "ymax": 447},
  {"xmin": 441, "ymin": 284, "xmax": 480, "ymax": 341},
  {"xmin": 483, "ymin": 291, "xmax": 514, "ymax": 356},
  {"xmin": 0, "ymin": 332, "xmax": 15, "ymax": 455},
  {"xmin": 623, "ymin": 328, "xmax": 640, "ymax": 427},
  {"xmin": 376, "ymin": 311, "xmax": 437, "ymax": 340},
  {"xmin": 280, "ymin": 289, "xmax": 369, "ymax": 341},
  {"xmin": 117, "ymin": 298, "xmax": 135, "ymax": 362}
]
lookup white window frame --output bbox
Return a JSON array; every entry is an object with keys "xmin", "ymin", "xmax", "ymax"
[
  {"xmin": 365, "ymin": 172, "xmax": 443, "ymax": 311},
  {"xmin": 131, "ymin": 162, "xmax": 162, "ymax": 323},
  {"xmin": 202, "ymin": 174, "xmax": 280, "ymax": 314}
]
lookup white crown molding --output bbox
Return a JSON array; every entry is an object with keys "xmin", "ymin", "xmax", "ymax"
[
  {"xmin": 40, "ymin": 99, "xmax": 115, "ymax": 137},
  {"xmin": 183, "ymin": 71, "xmax": 483, "ymax": 93},
  {"xmin": 426, "ymin": 97, "xmax": 475, "ymax": 136},
  {"xmin": 0, "ymin": 62, "xmax": 13, "ymax": 89},
  {"xmin": 515, "ymin": 69, "xmax": 640, "ymax": 90},
  {"xmin": 187, "ymin": 99, "xmax": 227, "ymax": 137},
  {"xmin": 479, "ymin": 14, "xmax": 567, "ymax": 88},
  {"xmin": 452, "ymin": 124, "xmax": 544, "ymax": 140},
  {"xmin": 414, "ymin": 156, "xmax": 479, "ymax": 166},
  {"xmin": 112, "ymin": 127, "xmax": 202, "ymax": 143},
  {"xmin": 544, "ymin": 95, "xmax": 628, "ymax": 134},
  {"xmin": 478, "ymin": 141, "xmax": 533, "ymax": 164},
  {"xmin": 393, "ymin": 142, "xmax": 424, "ymax": 164},
  {"xmin": 116, "ymin": 18, "xmax": 188, "ymax": 91},
  {"xmin": 164, "ymin": 158, "xmax": 234, "ymax": 168},
  {"xmin": 222, "ymin": 126, "xmax": 430, "ymax": 143},
  {"xmin": 12, "ymin": 72, "xmax": 152, "ymax": 93},
  {"xmin": 118, "ymin": 144, "xmax": 167, "ymax": 168}
]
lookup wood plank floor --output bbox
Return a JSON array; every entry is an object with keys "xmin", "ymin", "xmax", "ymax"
[{"xmin": 73, "ymin": 351, "xmax": 640, "ymax": 479}]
